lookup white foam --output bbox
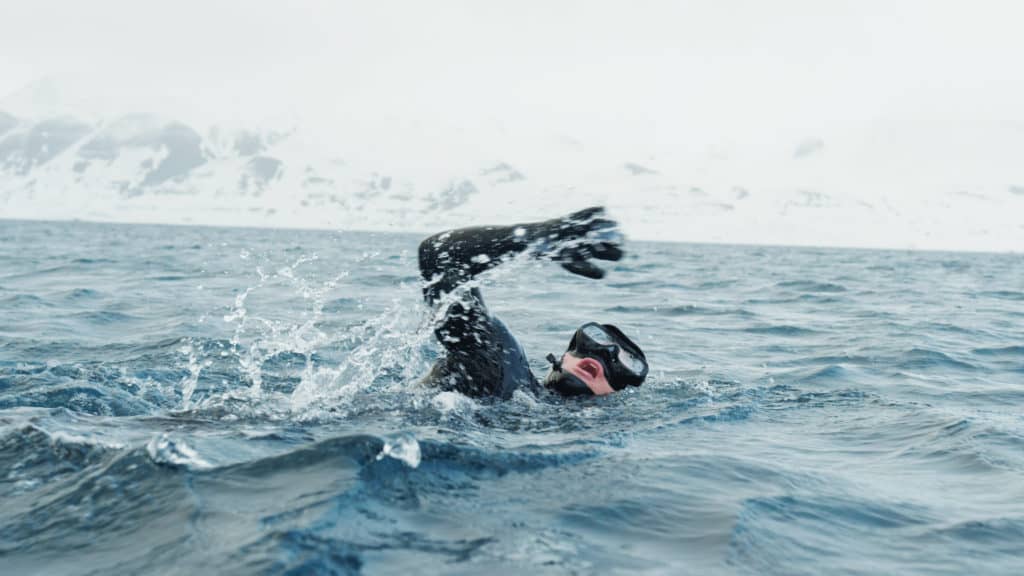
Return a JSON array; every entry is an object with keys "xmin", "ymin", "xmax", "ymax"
[
  {"xmin": 145, "ymin": 433, "xmax": 213, "ymax": 470},
  {"xmin": 375, "ymin": 434, "xmax": 422, "ymax": 469},
  {"xmin": 432, "ymin": 390, "xmax": 480, "ymax": 415}
]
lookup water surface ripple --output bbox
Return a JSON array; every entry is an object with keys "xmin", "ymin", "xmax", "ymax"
[{"xmin": 1, "ymin": 220, "xmax": 1023, "ymax": 575}]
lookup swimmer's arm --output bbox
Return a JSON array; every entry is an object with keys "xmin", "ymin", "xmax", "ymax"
[
  {"xmin": 417, "ymin": 207, "xmax": 623, "ymax": 305},
  {"xmin": 418, "ymin": 223, "xmax": 538, "ymax": 305}
]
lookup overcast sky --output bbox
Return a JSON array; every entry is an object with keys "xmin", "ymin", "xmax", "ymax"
[{"xmin": 4, "ymin": 1, "xmax": 1022, "ymax": 137}]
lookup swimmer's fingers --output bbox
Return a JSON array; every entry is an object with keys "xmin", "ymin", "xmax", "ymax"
[
  {"xmin": 537, "ymin": 207, "xmax": 624, "ymax": 273},
  {"xmin": 555, "ymin": 242, "xmax": 618, "ymax": 278},
  {"xmin": 589, "ymin": 241, "xmax": 624, "ymax": 261},
  {"xmin": 582, "ymin": 217, "xmax": 624, "ymax": 261},
  {"xmin": 561, "ymin": 260, "xmax": 605, "ymax": 279},
  {"xmin": 555, "ymin": 208, "xmax": 611, "ymax": 238},
  {"xmin": 585, "ymin": 217, "xmax": 619, "ymax": 235},
  {"xmin": 563, "ymin": 206, "xmax": 606, "ymax": 225},
  {"xmin": 559, "ymin": 238, "xmax": 623, "ymax": 260}
]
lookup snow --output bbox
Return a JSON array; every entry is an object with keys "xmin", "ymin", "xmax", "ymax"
[{"xmin": 0, "ymin": 104, "xmax": 1021, "ymax": 253}]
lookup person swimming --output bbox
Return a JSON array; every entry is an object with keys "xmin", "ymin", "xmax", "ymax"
[{"xmin": 418, "ymin": 206, "xmax": 648, "ymax": 399}]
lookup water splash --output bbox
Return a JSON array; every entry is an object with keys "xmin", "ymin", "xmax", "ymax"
[
  {"xmin": 146, "ymin": 433, "xmax": 212, "ymax": 470},
  {"xmin": 287, "ymin": 296, "xmax": 434, "ymax": 416},
  {"xmin": 197, "ymin": 244, "xmax": 436, "ymax": 420},
  {"xmin": 178, "ymin": 339, "xmax": 208, "ymax": 409},
  {"xmin": 376, "ymin": 433, "xmax": 422, "ymax": 468}
]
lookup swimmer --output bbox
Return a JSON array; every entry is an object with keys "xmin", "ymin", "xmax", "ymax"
[{"xmin": 418, "ymin": 207, "xmax": 648, "ymax": 399}]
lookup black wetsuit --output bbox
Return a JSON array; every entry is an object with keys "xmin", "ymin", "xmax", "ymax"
[
  {"xmin": 417, "ymin": 209, "xmax": 623, "ymax": 399},
  {"xmin": 418, "ymin": 224, "xmax": 541, "ymax": 399}
]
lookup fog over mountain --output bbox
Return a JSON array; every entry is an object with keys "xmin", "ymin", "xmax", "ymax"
[
  {"xmin": 1, "ymin": 100, "xmax": 1022, "ymax": 252},
  {"xmin": 2, "ymin": 1, "xmax": 1023, "ymax": 251}
]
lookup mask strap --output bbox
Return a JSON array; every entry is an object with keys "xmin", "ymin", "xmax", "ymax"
[{"xmin": 546, "ymin": 353, "xmax": 562, "ymax": 370}]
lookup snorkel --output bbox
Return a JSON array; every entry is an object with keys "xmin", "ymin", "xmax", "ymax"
[{"xmin": 544, "ymin": 353, "xmax": 596, "ymax": 396}]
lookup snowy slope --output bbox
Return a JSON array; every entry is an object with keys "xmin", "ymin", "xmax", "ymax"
[{"xmin": 1, "ymin": 108, "xmax": 1022, "ymax": 252}]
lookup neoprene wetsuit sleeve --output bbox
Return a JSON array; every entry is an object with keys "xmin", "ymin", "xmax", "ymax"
[
  {"xmin": 418, "ymin": 225, "xmax": 536, "ymax": 305},
  {"xmin": 417, "ymin": 207, "xmax": 624, "ymax": 356},
  {"xmin": 418, "ymin": 224, "xmax": 534, "ymax": 355},
  {"xmin": 417, "ymin": 206, "xmax": 624, "ymax": 306}
]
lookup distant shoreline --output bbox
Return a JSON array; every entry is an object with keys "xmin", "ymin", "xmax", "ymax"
[{"xmin": 3, "ymin": 216, "xmax": 1018, "ymax": 257}]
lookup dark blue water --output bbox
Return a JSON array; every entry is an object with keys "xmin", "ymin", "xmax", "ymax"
[{"xmin": 1, "ymin": 219, "xmax": 1022, "ymax": 575}]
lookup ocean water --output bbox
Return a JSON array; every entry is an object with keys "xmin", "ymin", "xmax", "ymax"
[{"xmin": 1, "ymin": 219, "xmax": 1022, "ymax": 576}]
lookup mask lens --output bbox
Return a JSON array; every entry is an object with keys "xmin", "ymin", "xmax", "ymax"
[
  {"xmin": 616, "ymin": 348, "xmax": 647, "ymax": 374},
  {"xmin": 581, "ymin": 324, "xmax": 615, "ymax": 346},
  {"xmin": 579, "ymin": 323, "xmax": 647, "ymax": 377}
]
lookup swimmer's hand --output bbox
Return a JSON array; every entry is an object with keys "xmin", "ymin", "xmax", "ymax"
[{"xmin": 534, "ymin": 206, "xmax": 624, "ymax": 279}]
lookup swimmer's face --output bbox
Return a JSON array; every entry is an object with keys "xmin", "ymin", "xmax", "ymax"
[
  {"xmin": 547, "ymin": 351, "xmax": 615, "ymax": 395},
  {"xmin": 545, "ymin": 322, "xmax": 647, "ymax": 396}
]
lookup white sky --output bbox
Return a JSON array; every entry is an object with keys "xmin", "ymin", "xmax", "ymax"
[{"xmin": 4, "ymin": 0, "xmax": 1022, "ymax": 134}]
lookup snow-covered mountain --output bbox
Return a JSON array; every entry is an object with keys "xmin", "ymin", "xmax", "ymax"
[{"xmin": 1, "ymin": 109, "xmax": 1022, "ymax": 252}]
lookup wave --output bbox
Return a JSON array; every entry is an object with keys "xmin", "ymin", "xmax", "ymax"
[
  {"xmin": 669, "ymin": 401, "xmax": 759, "ymax": 427},
  {"xmin": 0, "ymin": 293, "xmax": 52, "ymax": 307},
  {"xmin": 728, "ymin": 494, "xmax": 939, "ymax": 574},
  {"xmin": 774, "ymin": 280, "xmax": 848, "ymax": 293},
  {"xmin": 68, "ymin": 310, "xmax": 141, "ymax": 325},
  {"xmin": 927, "ymin": 517, "xmax": 1024, "ymax": 548},
  {"xmin": 743, "ymin": 294, "xmax": 845, "ymax": 305},
  {"xmin": 0, "ymin": 369, "xmax": 164, "ymax": 416},
  {"xmin": 0, "ymin": 446, "xmax": 186, "ymax": 558},
  {"xmin": 773, "ymin": 354, "xmax": 873, "ymax": 368},
  {"xmin": 60, "ymin": 287, "xmax": 104, "ymax": 300},
  {"xmin": 915, "ymin": 321, "xmax": 975, "ymax": 335},
  {"xmin": 694, "ymin": 279, "xmax": 737, "ymax": 290},
  {"xmin": 738, "ymin": 493, "xmax": 932, "ymax": 531},
  {"xmin": 0, "ymin": 424, "xmax": 120, "ymax": 497},
  {"xmin": 977, "ymin": 290, "xmax": 1024, "ymax": 301},
  {"xmin": 895, "ymin": 348, "xmax": 978, "ymax": 371},
  {"xmin": 322, "ymin": 297, "xmax": 361, "ymax": 313},
  {"xmin": 793, "ymin": 362, "xmax": 857, "ymax": 384},
  {"xmin": 606, "ymin": 304, "xmax": 755, "ymax": 317},
  {"xmin": 69, "ymin": 257, "xmax": 119, "ymax": 265},
  {"xmin": 972, "ymin": 345, "xmax": 1024, "ymax": 357},
  {"xmin": 3, "ymin": 220, "xmax": 1024, "ymax": 575},
  {"xmin": 758, "ymin": 382, "xmax": 874, "ymax": 409},
  {"xmin": 744, "ymin": 325, "xmax": 819, "ymax": 337}
]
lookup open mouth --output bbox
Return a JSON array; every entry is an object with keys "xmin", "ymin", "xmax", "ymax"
[{"xmin": 573, "ymin": 357, "xmax": 604, "ymax": 382}]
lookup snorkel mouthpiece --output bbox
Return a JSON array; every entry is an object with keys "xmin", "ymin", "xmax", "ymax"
[{"xmin": 544, "ymin": 353, "xmax": 595, "ymax": 397}]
